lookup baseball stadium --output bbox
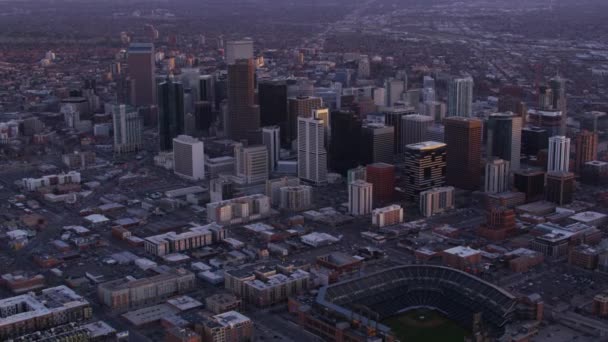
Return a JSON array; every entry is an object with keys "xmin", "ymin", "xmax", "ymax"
[{"xmin": 316, "ymin": 264, "xmax": 518, "ymax": 340}]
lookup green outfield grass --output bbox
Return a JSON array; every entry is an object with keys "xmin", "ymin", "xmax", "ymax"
[{"xmin": 383, "ymin": 309, "xmax": 471, "ymax": 342}]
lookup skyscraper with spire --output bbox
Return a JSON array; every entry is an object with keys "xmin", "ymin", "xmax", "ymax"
[{"xmin": 549, "ymin": 75, "xmax": 567, "ymax": 135}]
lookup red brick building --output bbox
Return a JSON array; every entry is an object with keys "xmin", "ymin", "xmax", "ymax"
[
  {"xmin": 478, "ymin": 207, "xmax": 517, "ymax": 241},
  {"xmin": 441, "ymin": 246, "xmax": 482, "ymax": 272}
]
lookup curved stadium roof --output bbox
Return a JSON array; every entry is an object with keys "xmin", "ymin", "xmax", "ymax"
[{"xmin": 316, "ymin": 264, "xmax": 517, "ymax": 337}]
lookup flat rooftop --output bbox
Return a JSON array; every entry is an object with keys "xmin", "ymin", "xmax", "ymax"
[
  {"xmin": 406, "ymin": 141, "xmax": 446, "ymax": 150},
  {"xmin": 213, "ymin": 311, "xmax": 251, "ymax": 327},
  {"xmin": 0, "ymin": 286, "xmax": 89, "ymax": 327},
  {"xmin": 570, "ymin": 211, "xmax": 607, "ymax": 223},
  {"xmin": 443, "ymin": 246, "xmax": 481, "ymax": 258}
]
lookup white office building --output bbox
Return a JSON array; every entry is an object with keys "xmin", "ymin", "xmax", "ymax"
[
  {"xmin": 385, "ymin": 78, "xmax": 405, "ymax": 107},
  {"xmin": 485, "ymin": 158, "xmax": 510, "ymax": 193},
  {"xmin": 298, "ymin": 117, "xmax": 327, "ymax": 185},
  {"xmin": 173, "ymin": 135, "xmax": 205, "ymax": 180},
  {"xmin": 372, "ymin": 204, "xmax": 404, "ymax": 227},
  {"xmin": 235, "ymin": 143, "xmax": 268, "ymax": 184},
  {"xmin": 548, "ymin": 135, "xmax": 570, "ymax": 172},
  {"xmin": 420, "ymin": 186, "xmax": 455, "ymax": 217},
  {"xmin": 112, "ymin": 104, "xmax": 143, "ymax": 153},
  {"xmin": 448, "ymin": 76, "xmax": 474, "ymax": 117},
  {"xmin": 349, "ymin": 180, "xmax": 373, "ymax": 216}
]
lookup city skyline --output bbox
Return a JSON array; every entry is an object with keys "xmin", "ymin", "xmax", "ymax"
[{"xmin": 0, "ymin": 0, "xmax": 607, "ymax": 341}]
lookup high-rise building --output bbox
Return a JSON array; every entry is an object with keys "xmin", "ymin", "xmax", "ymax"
[
  {"xmin": 371, "ymin": 205, "xmax": 404, "ymax": 228},
  {"xmin": 112, "ymin": 104, "xmax": 143, "ymax": 153},
  {"xmin": 347, "ymin": 166, "xmax": 367, "ymax": 184},
  {"xmin": 486, "ymin": 112, "xmax": 522, "ymax": 171},
  {"xmin": 401, "ymin": 114, "xmax": 434, "ymax": 147},
  {"xmin": 329, "ymin": 110, "xmax": 363, "ymax": 174},
  {"xmin": 225, "ymin": 39, "xmax": 254, "ymax": 65},
  {"xmin": 547, "ymin": 135, "xmax": 570, "ymax": 172},
  {"xmin": 313, "ymin": 108, "xmax": 331, "ymax": 140},
  {"xmin": 527, "ymin": 109, "xmax": 562, "ymax": 137},
  {"xmin": 173, "ymin": 135, "xmax": 205, "ymax": 180},
  {"xmin": 158, "ymin": 77, "xmax": 185, "ymax": 151},
  {"xmin": 403, "ymin": 142, "xmax": 447, "ymax": 202},
  {"xmin": 298, "ymin": 117, "xmax": 327, "ymax": 185},
  {"xmin": 116, "ymin": 76, "xmax": 136, "ymax": 107},
  {"xmin": 422, "ymin": 87, "xmax": 436, "ymax": 103},
  {"xmin": 181, "ymin": 68, "xmax": 202, "ymax": 103},
  {"xmin": 582, "ymin": 161, "xmax": 608, "ymax": 186},
  {"xmin": 193, "ymin": 101, "xmax": 214, "ymax": 135},
  {"xmin": 546, "ymin": 171, "xmax": 575, "ymax": 205},
  {"xmin": 421, "ymin": 101, "xmax": 446, "ymax": 123},
  {"xmin": 444, "ymin": 117, "xmax": 482, "ymax": 190},
  {"xmin": 358, "ymin": 55, "xmax": 370, "ymax": 78},
  {"xmin": 199, "ymin": 75, "xmax": 216, "ymax": 106},
  {"xmin": 227, "ymin": 58, "xmax": 260, "ymax": 142},
  {"xmin": 448, "ymin": 76, "xmax": 473, "ymax": 117},
  {"xmin": 234, "ymin": 143, "xmax": 268, "ymax": 184},
  {"xmin": 404, "ymin": 89, "xmax": 421, "ymax": 108},
  {"xmin": 522, "ymin": 127, "xmax": 548, "ymax": 157},
  {"xmin": 127, "ymin": 43, "xmax": 156, "ymax": 106},
  {"xmin": 348, "ymin": 180, "xmax": 373, "ymax": 215},
  {"xmin": 485, "ymin": 158, "xmax": 510, "ymax": 194},
  {"xmin": 262, "ymin": 126, "xmax": 280, "ymax": 172},
  {"xmin": 280, "ymin": 185, "xmax": 313, "ymax": 211},
  {"xmin": 549, "ymin": 76, "xmax": 567, "ymax": 135},
  {"xmin": 423, "ymin": 76, "xmax": 435, "ymax": 89},
  {"xmin": 575, "ymin": 130, "xmax": 598, "ymax": 173},
  {"xmin": 538, "ymin": 85, "xmax": 553, "ymax": 110},
  {"xmin": 366, "ymin": 163, "xmax": 395, "ymax": 205},
  {"xmin": 385, "ymin": 78, "xmax": 406, "ymax": 107},
  {"xmin": 210, "ymin": 177, "xmax": 235, "ymax": 203},
  {"xmin": 259, "ymin": 80, "xmax": 288, "ymax": 132},
  {"xmin": 361, "ymin": 123, "xmax": 394, "ymax": 165},
  {"xmin": 420, "ymin": 186, "xmax": 455, "ymax": 217},
  {"xmin": 266, "ymin": 177, "xmax": 300, "ymax": 206},
  {"xmin": 287, "ymin": 96, "xmax": 323, "ymax": 144},
  {"xmin": 426, "ymin": 124, "xmax": 444, "ymax": 143},
  {"xmin": 513, "ymin": 169, "xmax": 545, "ymax": 202},
  {"xmin": 382, "ymin": 106, "xmax": 417, "ymax": 153},
  {"xmin": 373, "ymin": 87, "xmax": 386, "ymax": 107}
]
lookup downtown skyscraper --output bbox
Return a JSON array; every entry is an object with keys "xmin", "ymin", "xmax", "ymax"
[
  {"xmin": 448, "ymin": 76, "xmax": 474, "ymax": 117},
  {"xmin": 548, "ymin": 135, "xmax": 571, "ymax": 173},
  {"xmin": 158, "ymin": 77, "xmax": 185, "ymax": 151},
  {"xmin": 298, "ymin": 117, "xmax": 327, "ymax": 185},
  {"xmin": 127, "ymin": 43, "xmax": 156, "ymax": 107},
  {"xmin": 227, "ymin": 58, "xmax": 260, "ymax": 143},
  {"xmin": 486, "ymin": 112, "xmax": 522, "ymax": 171},
  {"xmin": 444, "ymin": 117, "xmax": 482, "ymax": 190},
  {"xmin": 112, "ymin": 104, "xmax": 143, "ymax": 154}
]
